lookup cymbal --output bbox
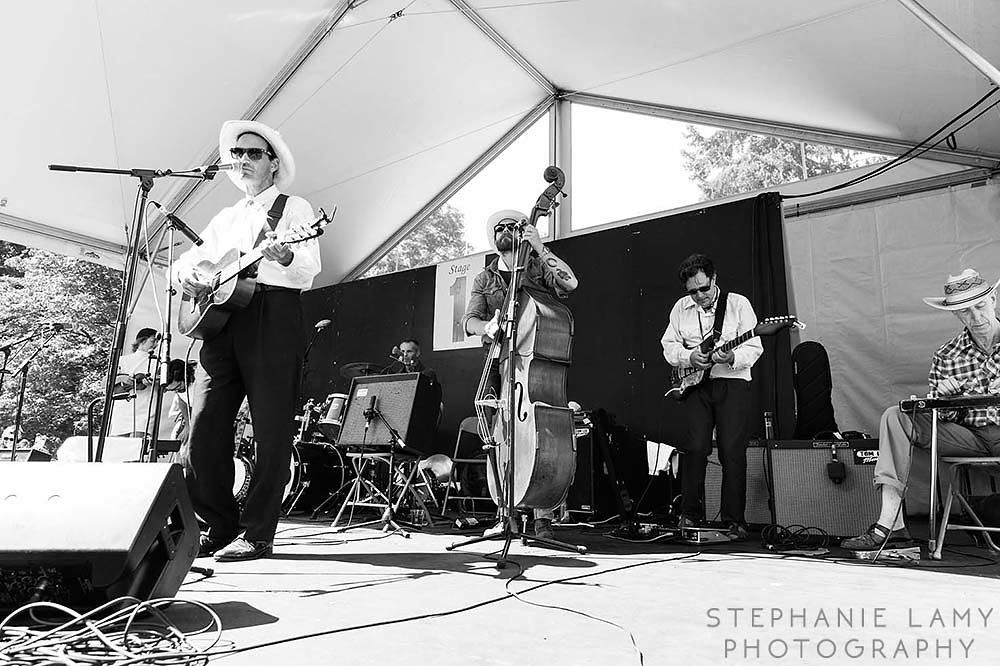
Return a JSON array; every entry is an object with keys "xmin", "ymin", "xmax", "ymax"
[{"xmin": 340, "ymin": 361, "xmax": 382, "ymax": 380}]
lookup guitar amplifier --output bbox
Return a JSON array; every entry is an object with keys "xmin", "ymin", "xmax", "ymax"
[
  {"xmin": 705, "ymin": 442, "xmax": 772, "ymax": 526},
  {"xmin": 767, "ymin": 439, "xmax": 880, "ymax": 537}
]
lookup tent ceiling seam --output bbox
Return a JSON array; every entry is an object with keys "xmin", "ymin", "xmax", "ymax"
[
  {"xmin": 343, "ymin": 95, "xmax": 555, "ymax": 281},
  {"xmin": 447, "ymin": 0, "xmax": 556, "ymax": 95},
  {"xmin": 570, "ymin": 92, "xmax": 1000, "ymax": 169}
]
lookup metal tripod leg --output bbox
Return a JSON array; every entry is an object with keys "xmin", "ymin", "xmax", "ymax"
[{"xmin": 447, "ymin": 510, "xmax": 587, "ymax": 567}]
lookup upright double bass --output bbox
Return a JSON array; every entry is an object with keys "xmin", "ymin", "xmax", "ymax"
[{"xmin": 474, "ymin": 166, "xmax": 577, "ymax": 514}]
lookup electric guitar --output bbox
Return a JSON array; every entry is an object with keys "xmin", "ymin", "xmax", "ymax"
[
  {"xmin": 177, "ymin": 207, "xmax": 333, "ymax": 340},
  {"xmin": 664, "ymin": 315, "xmax": 801, "ymax": 401}
]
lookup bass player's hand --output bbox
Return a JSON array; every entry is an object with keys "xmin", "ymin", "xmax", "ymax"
[
  {"xmin": 690, "ymin": 349, "xmax": 712, "ymax": 369},
  {"xmin": 483, "ymin": 309, "xmax": 501, "ymax": 340}
]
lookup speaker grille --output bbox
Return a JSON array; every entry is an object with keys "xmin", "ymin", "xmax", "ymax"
[
  {"xmin": 769, "ymin": 440, "xmax": 880, "ymax": 537},
  {"xmin": 705, "ymin": 445, "xmax": 771, "ymax": 525}
]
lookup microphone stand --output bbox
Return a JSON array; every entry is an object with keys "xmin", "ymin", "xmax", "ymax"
[
  {"xmin": 7, "ymin": 329, "xmax": 58, "ymax": 461},
  {"xmin": 447, "ymin": 225, "xmax": 585, "ymax": 566},
  {"xmin": 48, "ymin": 162, "xmax": 214, "ymax": 463},
  {"xmin": 0, "ymin": 329, "xmax": 47, "ymax": 395},
  {"xmin": 299, "ymin": 324, "xmax": 327, "ymax": 408}
]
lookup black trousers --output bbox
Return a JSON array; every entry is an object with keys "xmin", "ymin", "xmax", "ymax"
[
  {"xmin": 181, "ymin": 290, "xmax": 302, "ymax": 543},
  {"xmin": 679, "ymin": 378, "xmax": 752, "ymax": 523}
]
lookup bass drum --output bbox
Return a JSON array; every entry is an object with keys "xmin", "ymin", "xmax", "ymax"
[
  {"xmin": 284, "ymin": 442, "xmax": 350, "ymax": 513},
  {"xmin": 232, "ymin": 443, "xmax": 301, "ymax": 510}
]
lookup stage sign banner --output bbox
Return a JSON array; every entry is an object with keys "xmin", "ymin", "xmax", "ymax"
[{"xmin": 434, "ymin": 253, "xmax": 487, "ymax": 351}]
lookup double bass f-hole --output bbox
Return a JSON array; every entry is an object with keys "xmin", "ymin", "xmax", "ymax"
[{"xmin": 514, "ymin": 382, "xmax": 528, "ymax": 422}]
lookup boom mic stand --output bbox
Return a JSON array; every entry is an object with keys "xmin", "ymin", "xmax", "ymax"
[
  {"xmin": 48, "ymin": 162, "xmax": 219, "ymax": 463},
  {"xmin": 447, "ymin": 225, "xmax": 585, "ymax": 568},
  {"xmin": 7, "ymin": 328, "xmax": 58, "ymax": 461}
]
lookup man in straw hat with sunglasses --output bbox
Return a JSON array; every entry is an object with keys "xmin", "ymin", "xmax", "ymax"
[
  {"xmin": 843, "ymin": 268, "xmax": 1000, "ymax": 551},
  {"xmin": 661, "ymin": 253, "xmax": 763, "ymax": 542},
  {"xmin": 173, "ymin": 120, "xmax": 321, "ymax": 561}
]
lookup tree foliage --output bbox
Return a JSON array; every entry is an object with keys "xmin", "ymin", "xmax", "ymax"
[
  {"xmin": 365, "ymin": 204, "xmax": 474, "ymax": 277},
  {"xmin": 0, "ymin": 241, "xmax": 121, "ymax": 449},
  {"xmin": 682, "ymin": 127, "xmax": 886, "ymax": 201}
]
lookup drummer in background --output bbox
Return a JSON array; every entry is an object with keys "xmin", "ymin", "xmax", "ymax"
[
  {"xmin": 382, "ymin": 339, "xmax": 438, "ymax": 383},
  {"xmin": 382, "ymin": 338, "xmax": 443, "ymax": 440},
  {"xmin": 843, "ymin": 268, "xmax": 1000, "ymax": 551}
]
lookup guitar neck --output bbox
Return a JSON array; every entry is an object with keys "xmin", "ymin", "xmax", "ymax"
[{"xmin": 715, "ymin": 329, "xmax": 755, "ymax": 354}]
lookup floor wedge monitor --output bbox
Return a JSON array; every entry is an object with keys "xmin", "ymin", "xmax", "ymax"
[{"xmin": 0, "ymin": 462, "xmax": 198, "ymax": 612}]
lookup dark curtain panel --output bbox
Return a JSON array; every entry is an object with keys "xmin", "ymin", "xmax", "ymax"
[{"xmin": 749, "ymin": 192, "xmax": 795, "ymax": 439}]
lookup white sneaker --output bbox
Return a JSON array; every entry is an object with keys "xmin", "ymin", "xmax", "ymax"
[{"xmin": 482, "ymin": 520, "xmax": 504, "ymax": 537}]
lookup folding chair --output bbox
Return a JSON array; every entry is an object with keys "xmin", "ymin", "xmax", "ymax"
[
  {"xmin": 931, "ymin": 457, "xmax": 1000, "ymax": 559},
  {"xmin": 441, "ymin": 416, "xmax": 496, "ymax": 516}
]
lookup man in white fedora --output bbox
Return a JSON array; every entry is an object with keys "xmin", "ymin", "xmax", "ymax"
[
  {"xmin": 173, "ymin": 120, "xmax": 321, "ymax": 561},
  {"xmin": 843, "ymin": 268, "xmax": 1000, "ymax": 550}
]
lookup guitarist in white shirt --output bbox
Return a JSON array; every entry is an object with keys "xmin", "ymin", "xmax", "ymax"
[
  {"xmin": 173, "ymin": 120, "xmax": 321, "ymax": 562},
  {"xmin": 660, "ymin": 254, "xmax": 762, "ymax": 541}
]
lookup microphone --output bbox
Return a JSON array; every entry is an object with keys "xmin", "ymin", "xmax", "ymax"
[
  {"xmin": 390, "ymin": 345, "xmax": 402, "ymax": 361},
  {"xmin": 40, "ymin": 322, "xmax": 94, "ymax": 342},
  {"xmin": 363, "ymin": 395, "xmax": 377, "ymax": 429},
  {"xmin": 314, "ymin": 319, "xmax": 332, "ymax": 331},
  {"xmin": 194, "ymin": 163, "xmax": 239, "ymax": 174},
  {"xmin": 150, "ymin": 201, "xmax": 204, "ymax": 246}
]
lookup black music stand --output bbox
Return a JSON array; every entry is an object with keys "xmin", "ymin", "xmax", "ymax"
[{"xmin": 329, "ymin": 374, "xmax": 436, "ymax": 533}]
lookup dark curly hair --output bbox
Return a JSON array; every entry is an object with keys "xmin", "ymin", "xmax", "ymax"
[{"xmin": 677, "ymin": 254, "xmax": 715, "ymax": 284}]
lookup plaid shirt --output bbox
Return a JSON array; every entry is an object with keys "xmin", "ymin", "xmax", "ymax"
[{"xmin": 928, "ymin": 329, "xmax": 1000, "ymax": 426}]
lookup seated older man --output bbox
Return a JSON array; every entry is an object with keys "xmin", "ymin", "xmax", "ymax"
[{"xmin": 843, "ymin": 268, "xmax": 1000, "ymax": 550}]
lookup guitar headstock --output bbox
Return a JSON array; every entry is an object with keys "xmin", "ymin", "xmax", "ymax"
[
  {"xmin": 755, "ymin": 315, "xmax": 804, "ymax": 336},
  {"xmin": 282, "ymin": 205, "xmax": 337, "ymax": 245}
]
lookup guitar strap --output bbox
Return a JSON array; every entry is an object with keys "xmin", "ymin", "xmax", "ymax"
[
  {"xmin": 252, "ymin": 194, "xmax": 289, "ymax": 248},
  {"xmin": 711, "ymin": 291, "xmax": 729, "ymax": 343}
]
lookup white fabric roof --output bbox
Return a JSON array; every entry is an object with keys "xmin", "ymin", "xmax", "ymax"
[{"xmin": 3, "ymin": 0, "xmax": 999, "ymax": 287}]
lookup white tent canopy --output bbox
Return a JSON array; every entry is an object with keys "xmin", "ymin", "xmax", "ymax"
[{"xmin": 2, "ymin": 1, "xmax": 1000, "ymax": 287}]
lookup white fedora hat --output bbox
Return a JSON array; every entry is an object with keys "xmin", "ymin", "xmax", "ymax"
[
  {"xmin": 922, "ymin": 268, "xmax": 1000, "ymax": 311},
  {"xmin": 486, "ymin": 209, "xmax": 527, "ymax": 253},
  {"xmin": 218, "ymin": 120, "xmax": 296, "ymax": 191}
]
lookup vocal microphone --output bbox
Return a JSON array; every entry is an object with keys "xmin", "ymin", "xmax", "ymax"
[
  {"xmin": 314, "ymin": 319, "xmax": 332, "ymax": 331},
  {"xmin": 193, "ymin": 163, "xmax": 239, "ymax": 174},
  {"xmin": 150, "ymin": 201, "xmax": 204, "ymax": 246},
  {"xmin": 389, "ymin": 345, "xmax": 402, "ymax": 361},
  {"xmin": 363, "ymin": 395, "xmax": 378, "ymax": 427}
]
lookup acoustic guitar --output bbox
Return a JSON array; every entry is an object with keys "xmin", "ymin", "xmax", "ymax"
[
  {"xmin": 177, "ymin": 208, "xmax": 332, "ymax": 340},
  {"xmin": 664, "ymin": 315, "xmax": 800, "ymax": 401}
]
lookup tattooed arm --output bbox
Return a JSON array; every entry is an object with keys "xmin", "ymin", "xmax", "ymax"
[{"xmin": 522, "ymin": 225, "xmax": 579, "ymax": 294}]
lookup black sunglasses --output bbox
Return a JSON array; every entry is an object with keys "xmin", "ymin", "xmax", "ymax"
[
  {"xmin": 230, "ymin": 147, "xmax": 273, "ymax": 161},
  {"xmin": 687, "ymin": 284, "xmax": 713, "ymax": 297}
]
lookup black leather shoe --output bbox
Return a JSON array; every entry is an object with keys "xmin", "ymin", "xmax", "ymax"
[
  {"xmin": 214, "ymin": 537, "xmax": 273, "ymax": 562},
  {"xmin": 198, "ymin": 534, "xmax": 230, "ymax": 558},
  {"xmin": 678, "ymin": 515, "xmax": 701, "ymax": 530}
]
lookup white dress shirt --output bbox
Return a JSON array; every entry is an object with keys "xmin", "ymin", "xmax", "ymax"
[
  {"xmin": 173, "ymin": 185, "xmax": 321, "ymax": 290},
  {"xmin": 661, "ymin": 290, "xmax": 762, "ymax": 381}
]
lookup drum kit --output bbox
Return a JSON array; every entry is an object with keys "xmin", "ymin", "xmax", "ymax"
[{"xmin": 229, "ymin": 359, "xmax": 397, "ymax": 516}]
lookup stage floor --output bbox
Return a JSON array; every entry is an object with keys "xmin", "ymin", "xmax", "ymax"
[{"xmin": 170, "ymin": 516, "xmax": 1000, "ymax": 665}]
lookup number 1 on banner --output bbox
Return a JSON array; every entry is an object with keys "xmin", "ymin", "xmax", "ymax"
[
  {"xmin": 450, "ymin": 275, "xmax": 467, "ymax": 343},
  {"xmin": 433, "ymin": 253, "xmax": 485, "ymax": 351}
]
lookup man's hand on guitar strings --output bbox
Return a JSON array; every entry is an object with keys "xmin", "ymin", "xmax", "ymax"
[
  {"xmin": 711, "ymin": 349, "xmax": 734, "ymax": 366},
  {"xmin": 180, "ymin": 270, "xmax": 211, "ymax": 298},
  {"xmin": 689, "ymin": 349, "xmax": 712, "ymax": 369},
  {"xmin": 261, "ymin": 231, "xmax": 294, "ymax": 266}
]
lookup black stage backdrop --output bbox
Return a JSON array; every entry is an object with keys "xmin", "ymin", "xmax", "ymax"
[{"xmin": 301, "ymin": 193, "xmax": 793, "ymax": 512}]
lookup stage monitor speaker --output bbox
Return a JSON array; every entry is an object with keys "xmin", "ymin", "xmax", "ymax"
[
  {"xmin": 705, "ymin": 442, "xmax": 772, "ymax": 526},
  {"xmin": 338, "ymin": 372, "xmax": 437, "ymax": 451},
  {"xmin": 768, "ymin": 439, "xmax": 880, "ymax": 537},
  {"xmin": 0, "ymin": 462, "xmax": 198, "ymax": 612}
]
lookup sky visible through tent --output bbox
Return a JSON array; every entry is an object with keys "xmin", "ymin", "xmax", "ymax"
[{"xmin": 449, "ymin": 104, "xmax": 704, "ymax": 253}]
